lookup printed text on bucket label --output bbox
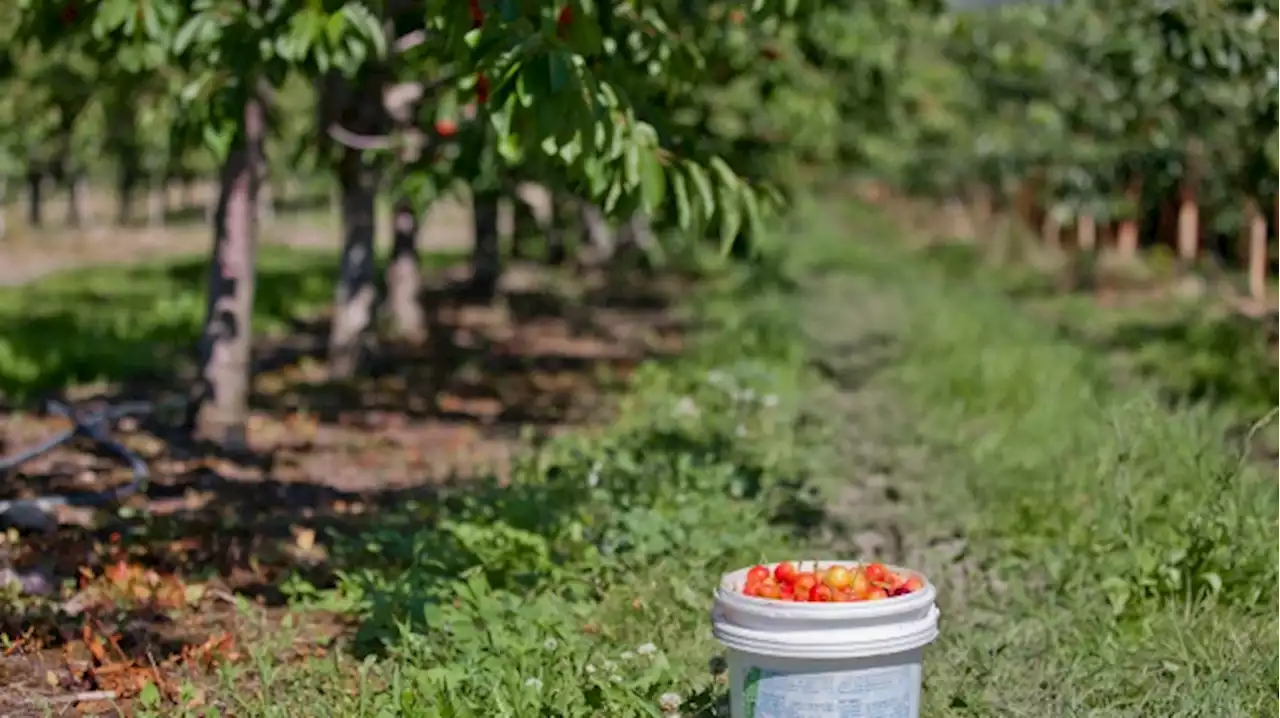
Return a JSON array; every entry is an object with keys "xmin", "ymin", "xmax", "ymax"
[{"xmin": 741, "ymin": 663, "xmax": 921, "ymax": 718}]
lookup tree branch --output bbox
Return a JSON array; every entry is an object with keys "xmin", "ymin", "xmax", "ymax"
[{"xmin": 327, "ymin": 124, "xmax": 394, "ymax": 151}]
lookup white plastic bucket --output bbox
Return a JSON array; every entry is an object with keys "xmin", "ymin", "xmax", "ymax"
[{"xmin": 711, "ymin": 561, "xmax": 940, "ymax": 718}]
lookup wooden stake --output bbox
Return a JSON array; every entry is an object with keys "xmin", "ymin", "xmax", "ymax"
[
  {"xmin": 1177, "ymin": 182, "xmax": 1199, "ymax": 262},
  {"xmin": 1117, "ymin": 179, "xmax": 1142, "ymax": 259},
  {"xmin": 1246, "ymin": 199, "xmax": 1268, "ymax": 302}
]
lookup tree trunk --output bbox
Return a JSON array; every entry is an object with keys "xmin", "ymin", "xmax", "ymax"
[
  {"xmin": 147, "ymin": 179, "xmax": 166, "ymax": 227},
  {"xmin": 65, "ymin": 173, "xmax": 86, "ymax": 228},
  {"xmin": 1246, "ymin": 200, "xmax": 1268, "ymax": 302},
  {"xmin": 328, "ymin": 153, "xmax": 380, "ymax": 379},
  {"xmin": 470, "ymin": 190, "xmax": 502, "ymax": 299},
  {"xmin": 545, "ymin": 190, "xmax": 570, "ymax": 265},
  {"xmin": 1076, "ymin": 214, "xmax": 1097, "ymax": 251},
  {"xmin": 579, "ymin": 201, "xmax": 613, "ymax": 259},
  {"xmin": 1116, "ymin": 179, "xmax": 1141, "ymax": 260},
  {"xmin": 26, "ymin": 169, "xmax": 43, "ymax": 227},
  {"xmin": 969, "ymin": 184, "xmax": 994, "ymax": 233},
  {"xmin": 192, "ymin": 95, "xmax": 265, "ymax": 450},
  {"xmin": 259, "ymin": 179, "xmax": 275, "ymax": 226},
  {"xmin": 509, "ymin": 190, "xmax": 540, "ymax": 260},
  {"xmin": 0, "ymin": 176, "xmax": 7, "ymax": 240},
  {"xmin": 1176, "ymin": 181, "xmax": 1199, "ymax": 263},
  {"xmin": 1041, "ymin": 212, "xmax": 1061, "ymax": 249},
  {"xmin": 615, "ymin": 212, "xmax": 656, "ymax": 258},
  {"xmin": 117, "ymin": 162, "xmax": 141, "ymax": 226},
  {"xmin": 387, "ymin": 197, "xmax": 426, "ymax": 342}
]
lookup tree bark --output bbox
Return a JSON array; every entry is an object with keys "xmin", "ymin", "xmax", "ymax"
[
  {"xmin": 1076, "ymin": 214, "xmax": 1097, "ymax": 251},
  {"xmin": 328, "ymin": 152, "xmax": 380, "ymax": 378},
  {"xmin": 117, "ymin": 160, "xmax": 141, "ymax": 226},
  {"xmin": 615, "ymin": 213, "xmax": 656, "ymax": 257},
  {"xmin": 25, "ymin": 169, "xmax": 43, "ymax": 227},
  {"xmin": 192, "ymin": 95, "xmax": 265, "ymax": 450},
  {"xmin": 470, "ymin": 190, "xmax": 502, "ymax": 299},
  {"xmin": 147, "ymin": 179, "xmax": 166, "ymax": 227},
  {"xmin": 1041, "ymin": 212, "xmax": 1061, "ymax": 249},
  {"xmin": 65, "ymin": 173, "xmax": 86, "ymax": 228},
  {"xmin": 387, "ymin": 197, "xmax": 426, "ymax": 341},
  {"xmin": 509, "ymin": 189, "xmax": 540, "ymax": 260},
  {"xmin": 544, "ymin": 190, "xmax": 570, "ymax": 265},
  {"xmin": 579, "ymin": 201, "xmax": 613, "ymax": 259}
]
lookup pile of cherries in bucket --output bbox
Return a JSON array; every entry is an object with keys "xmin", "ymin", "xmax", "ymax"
[{"xmin": 742, "ymin": 562, "xmax": 923, "ymax": 602}]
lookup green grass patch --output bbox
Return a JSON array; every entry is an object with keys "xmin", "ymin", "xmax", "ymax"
[
  {"xmin": 0, "ymin": 246, "xmax": 461, "ymax": 401},
  {"xmin": 797, "ymin": 199, "xmax": 1278, "ymax": 716},
  {"xmin": 109, "ymin": 264, "xmax": 822, "ymax": 718}
]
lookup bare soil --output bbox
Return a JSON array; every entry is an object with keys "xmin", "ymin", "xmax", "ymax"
[{"xmin": 0, "ymin": 187, "xmax": 665, "ymax": 715}]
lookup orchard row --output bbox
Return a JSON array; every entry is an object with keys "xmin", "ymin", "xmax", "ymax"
[{"xmin": 0, "ymin": 0, "xmax": 1274, "ymax": 442}]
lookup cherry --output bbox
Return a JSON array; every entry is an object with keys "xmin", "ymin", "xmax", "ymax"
[
  {"xmin": 773, "ymin": 561, "xmax": 798, "ymax": 585},
  {"xmin": 556, "ymin": 5, "xmax": 574, "ymax": 37}
]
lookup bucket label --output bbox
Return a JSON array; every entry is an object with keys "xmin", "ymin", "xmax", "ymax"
[{"xmin": 740, "ymin": 663, "xmax": 920, "ymax": 718}]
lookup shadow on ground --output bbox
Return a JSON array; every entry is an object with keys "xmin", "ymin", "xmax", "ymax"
[{"xmin": 0, "ymin": 251, "xmax": 718, "ymax": 694}]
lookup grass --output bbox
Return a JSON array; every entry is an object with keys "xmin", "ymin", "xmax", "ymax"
[
  {"xmin": 5, "ymin": 193, "xmax": 1275, "ymax": 716},
  {"xmin": 796, "ymin": 199, "xmax": 1278, "ymax": 716},
  {"xmin": 0, "ymin": 245, "xmax": 462, "ymax": 402}
]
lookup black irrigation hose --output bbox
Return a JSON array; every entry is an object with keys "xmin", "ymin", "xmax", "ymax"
[{"xmin": 0, "ymin": 399, "xmax": 181, "ymax": 530}]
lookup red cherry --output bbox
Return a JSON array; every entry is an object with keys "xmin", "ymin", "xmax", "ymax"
[
  {"xmin": 475, "ymin": 74, "xmax": 490, "ymax": 103},
  {"xmin": 864, "ymin": 563, "xmax": 890, "ymax": 585},
  {"xmin": 809, "ymin": 584, "xmax": 835, "ymax": 602},
  {"xmin": 434, "ymin": 119, "xmax": 458, "ymax": 137},
  {"xmin": 556, "ymin": 5, "xmax": 574, "ymax": 37},
  {"xmin": 468, "ymin": 0, "xmax": 484, "ymax": 28},
  {"xmin": 773, "ymin": 561, "xmax": 798, "ymax": 585}
]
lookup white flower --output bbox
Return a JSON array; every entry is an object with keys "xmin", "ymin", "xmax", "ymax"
[
  {"xmin": 762, "ymin": 394, "xmax": 779, "ymax": 408},
  {"xmin": 587, "ymin": 460, "xmax": 602, "ymax": 488},
  {"xmin": 525, "ymin": 678, "xmax": 543, "ymax": 690},
  {"xmin": 602, "ymin": 659, "xmax": 617, "ymax": 671},
  {"xmin": 659, "ymin": 692, "xmax": 683, "ymax": 714},
  {"xmin": 706, "ymin": 369, "xmax": 731, "ymax": 387},
  {"xmin": 609, "ymin": 675, "xmax": 623, "ymax": 684},
  {"xmin": 543, "ymin": 638, "xmax": 558, "ymax": 651},
  {"xmin": 734, "ymin": 424, "xmax": 747, "ymax": 437},
  {"xmin": 636, "ymin": 642, "xmax": 658, "ymax": 656},
  {"xmin": 619, "ymin": 651, "xmax": 636, "ymax": 660},
  {"xmin": 585, "ymin": 663, "xmax": 597, "ymax": 674}
]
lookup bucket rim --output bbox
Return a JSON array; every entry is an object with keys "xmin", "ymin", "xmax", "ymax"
[
  {"xmin": 715, "ymin": 560, "xmax": 937, "ymax": 620},
  {"xmin": 712, "ymin": 605, "xmax": 940, "ymax": 659}
]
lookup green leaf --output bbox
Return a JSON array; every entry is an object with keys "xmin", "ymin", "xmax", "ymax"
[
  {"xmin": 623, "ymin": 142, "xmax": 640, "ymax": 189},
  {"xmin": 684, "ymin": 162, "xmax": 715, "ymax": 221},
  {"xmin": 172, "ymin": 14, "xmax": 209, "ymax": 54},
  {"xmin": 717, "ymin": 184, "xmax": 743, "ymax": 256},
  {"xmin": 670, "ymin": 170, "xmax": 692, "ymax": 229},
  {"xmin": 638, "ymin": 150, "xmax": 666, "ymax": 215},
  {"xmin": 741, "ymin": 184, "xmax": 763, "ymax": 239}
]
